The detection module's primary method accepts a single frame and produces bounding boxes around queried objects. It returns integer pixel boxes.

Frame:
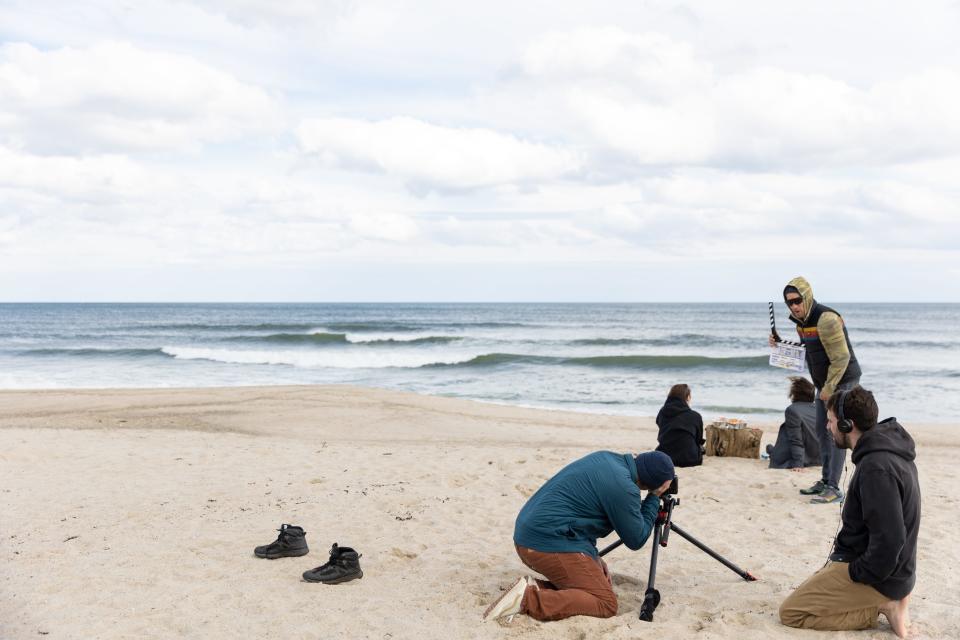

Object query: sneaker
[811,486,844,504]
[302,543,363,584]
[799,480,827,496]
[254,524,309,559]
[482,576,529,622]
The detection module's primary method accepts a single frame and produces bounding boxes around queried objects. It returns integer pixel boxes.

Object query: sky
[1,1,960,302]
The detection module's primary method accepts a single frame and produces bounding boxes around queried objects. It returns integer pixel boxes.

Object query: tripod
[598,494,757,621]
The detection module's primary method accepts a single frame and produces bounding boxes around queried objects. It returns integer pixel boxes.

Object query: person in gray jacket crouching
[767,377,820,471]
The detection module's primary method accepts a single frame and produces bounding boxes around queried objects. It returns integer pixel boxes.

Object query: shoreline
[2,385,957,639]
[2,383,956,432]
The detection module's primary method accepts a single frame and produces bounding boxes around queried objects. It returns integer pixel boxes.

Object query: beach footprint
[611,572,642,588]
[448,473,480,488]
[514,483,538,498]
[390,547,418,560]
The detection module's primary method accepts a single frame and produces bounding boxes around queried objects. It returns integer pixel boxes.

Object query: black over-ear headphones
[836,388,853,434]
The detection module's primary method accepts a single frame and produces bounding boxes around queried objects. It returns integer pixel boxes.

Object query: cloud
[854,181,958,223]
[517,28,960,171]
[0,145,173,203]
[1,6,959,300]
[566,90,717,165]
[0,41,281,153]
[197,0,352,28]
[296,116,582,192]
[522,28,712,97]
[349,212,419,242]
[0,144,435,268]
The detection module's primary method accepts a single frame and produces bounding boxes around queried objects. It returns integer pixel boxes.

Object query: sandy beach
[1,385,957,639]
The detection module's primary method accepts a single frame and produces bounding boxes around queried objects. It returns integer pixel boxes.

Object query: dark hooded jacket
[832,418,921,600]
[655,396,704,467]
[768,401,819,469]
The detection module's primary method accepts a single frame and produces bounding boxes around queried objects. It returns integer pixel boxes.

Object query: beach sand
[1,385,957,639]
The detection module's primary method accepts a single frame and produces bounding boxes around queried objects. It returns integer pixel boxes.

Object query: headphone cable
[822,459,849,566]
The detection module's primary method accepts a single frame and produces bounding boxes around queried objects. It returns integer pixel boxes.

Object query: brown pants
[780,561,890,631]
[515,545,617,621]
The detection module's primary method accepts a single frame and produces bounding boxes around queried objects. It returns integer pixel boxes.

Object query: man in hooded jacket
[770,276,861,503]
[779,385,920,638]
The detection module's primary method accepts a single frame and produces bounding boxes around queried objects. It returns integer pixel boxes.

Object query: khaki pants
[515,545,617,621]
[780,561,889,631]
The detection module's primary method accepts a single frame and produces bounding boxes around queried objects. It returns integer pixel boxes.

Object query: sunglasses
[785,297,804,307]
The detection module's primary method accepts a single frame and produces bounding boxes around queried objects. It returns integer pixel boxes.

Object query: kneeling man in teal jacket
[483,451,674,623]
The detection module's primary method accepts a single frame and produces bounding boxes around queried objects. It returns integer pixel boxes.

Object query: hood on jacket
[658,395,690,421]
[851,418,916,465]
[785,276,815,322]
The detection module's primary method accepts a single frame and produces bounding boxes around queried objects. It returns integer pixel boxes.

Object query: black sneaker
[302,543,363,584]
[799,480,827,496]
[254,524,309,559]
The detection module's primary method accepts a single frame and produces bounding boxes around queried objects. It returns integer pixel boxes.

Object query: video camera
[665,476,678,495]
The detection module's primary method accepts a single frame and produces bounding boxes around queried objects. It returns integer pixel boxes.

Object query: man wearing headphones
[779,386,920,639]
[770,276,861,503]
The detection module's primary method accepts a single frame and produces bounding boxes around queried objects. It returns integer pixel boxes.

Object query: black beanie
[634,451,675,488]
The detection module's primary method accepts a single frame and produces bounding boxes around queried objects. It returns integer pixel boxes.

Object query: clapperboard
[768,302,807,372]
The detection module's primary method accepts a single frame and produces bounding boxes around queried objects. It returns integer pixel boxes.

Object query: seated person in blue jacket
[767,376,820,471]
[483,451,674,623]
[655,384,704,467]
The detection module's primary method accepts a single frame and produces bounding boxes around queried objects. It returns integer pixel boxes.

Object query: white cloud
[523,28,712,97]
[0,41,281,153]
[1,3,960,300]
[517,28,960,170]
[591,202,648,234]
[297,116,582,192]
[196,0,351,27]
[855,182,959,223]
[0,146,173,202]
[349,212,420,242]
[567,90,716,165]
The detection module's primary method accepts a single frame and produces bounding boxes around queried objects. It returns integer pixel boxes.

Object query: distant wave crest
[324,321,528,332]
[121,323,319,332]
[428,353,769,370]
[17,345,769,371]
[570,333,717,347]
[222,332,462,346]
[160,346,477,369]
[224,332,350,345]
[700,404,781,415]
[19,347,171,358]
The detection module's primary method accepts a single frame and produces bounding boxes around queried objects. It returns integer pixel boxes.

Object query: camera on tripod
[599,473,757,622]
[665,475,678,495]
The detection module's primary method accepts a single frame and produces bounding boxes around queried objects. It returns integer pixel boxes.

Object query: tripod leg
[598,539,623,558]
[638,520,663,621]
[670,522,758,581]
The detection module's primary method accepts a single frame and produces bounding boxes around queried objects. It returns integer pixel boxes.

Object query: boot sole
[303,570,363,584]
[254,548,310,559]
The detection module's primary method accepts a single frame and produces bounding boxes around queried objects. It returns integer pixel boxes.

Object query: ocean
[1,303,957,423]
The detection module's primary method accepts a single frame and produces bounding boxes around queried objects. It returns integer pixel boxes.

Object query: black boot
[302,543,363,584]
[254,524,309,559]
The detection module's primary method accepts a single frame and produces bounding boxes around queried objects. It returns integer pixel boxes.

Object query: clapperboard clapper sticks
[768,302,806,372]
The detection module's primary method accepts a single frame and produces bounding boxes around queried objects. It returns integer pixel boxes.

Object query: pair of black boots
[253,524,363,584]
